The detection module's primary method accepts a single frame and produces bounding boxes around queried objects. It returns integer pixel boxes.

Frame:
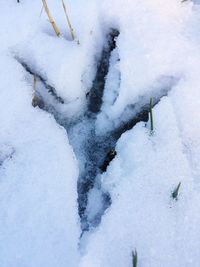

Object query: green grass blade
[172,182,181,200]
[132,249,138,267]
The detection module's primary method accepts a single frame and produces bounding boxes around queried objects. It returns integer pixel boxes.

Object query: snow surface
[1,0,200,266]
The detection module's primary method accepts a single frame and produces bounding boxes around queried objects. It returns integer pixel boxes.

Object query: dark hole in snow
[100,149,117,172]
[88,29,120,114]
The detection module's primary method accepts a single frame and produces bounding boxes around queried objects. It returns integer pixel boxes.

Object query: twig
[150,97,154,134]
[32,75,38,107]
[61,0,75,40]
[39,3,44,17]
[42,0,60,37]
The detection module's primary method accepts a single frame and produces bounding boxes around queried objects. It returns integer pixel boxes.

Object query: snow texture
[1,0,200,266]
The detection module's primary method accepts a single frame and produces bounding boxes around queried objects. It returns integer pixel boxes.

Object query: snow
[0,53,80,266]
[12,0,104,119]
[80,97,194,267]
[1,0,200,266]
[0,2,80,266]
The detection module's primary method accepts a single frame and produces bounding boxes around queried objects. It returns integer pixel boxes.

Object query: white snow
[0,2,81,266]
[80,97,194,267]
[1,0,200,266]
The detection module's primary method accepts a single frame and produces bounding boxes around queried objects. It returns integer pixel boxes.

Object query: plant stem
[39,4,44,17]
[150,97,154,133]
[32,75,38,107]
[61,0,75,40]
[132,249,138,267]
[42,0,60,37]
[172,182,181,200]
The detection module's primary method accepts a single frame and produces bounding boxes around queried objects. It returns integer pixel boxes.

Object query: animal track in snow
[16,28,179,234]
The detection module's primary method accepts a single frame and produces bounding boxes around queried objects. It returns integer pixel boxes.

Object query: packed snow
[1,0,200,266]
